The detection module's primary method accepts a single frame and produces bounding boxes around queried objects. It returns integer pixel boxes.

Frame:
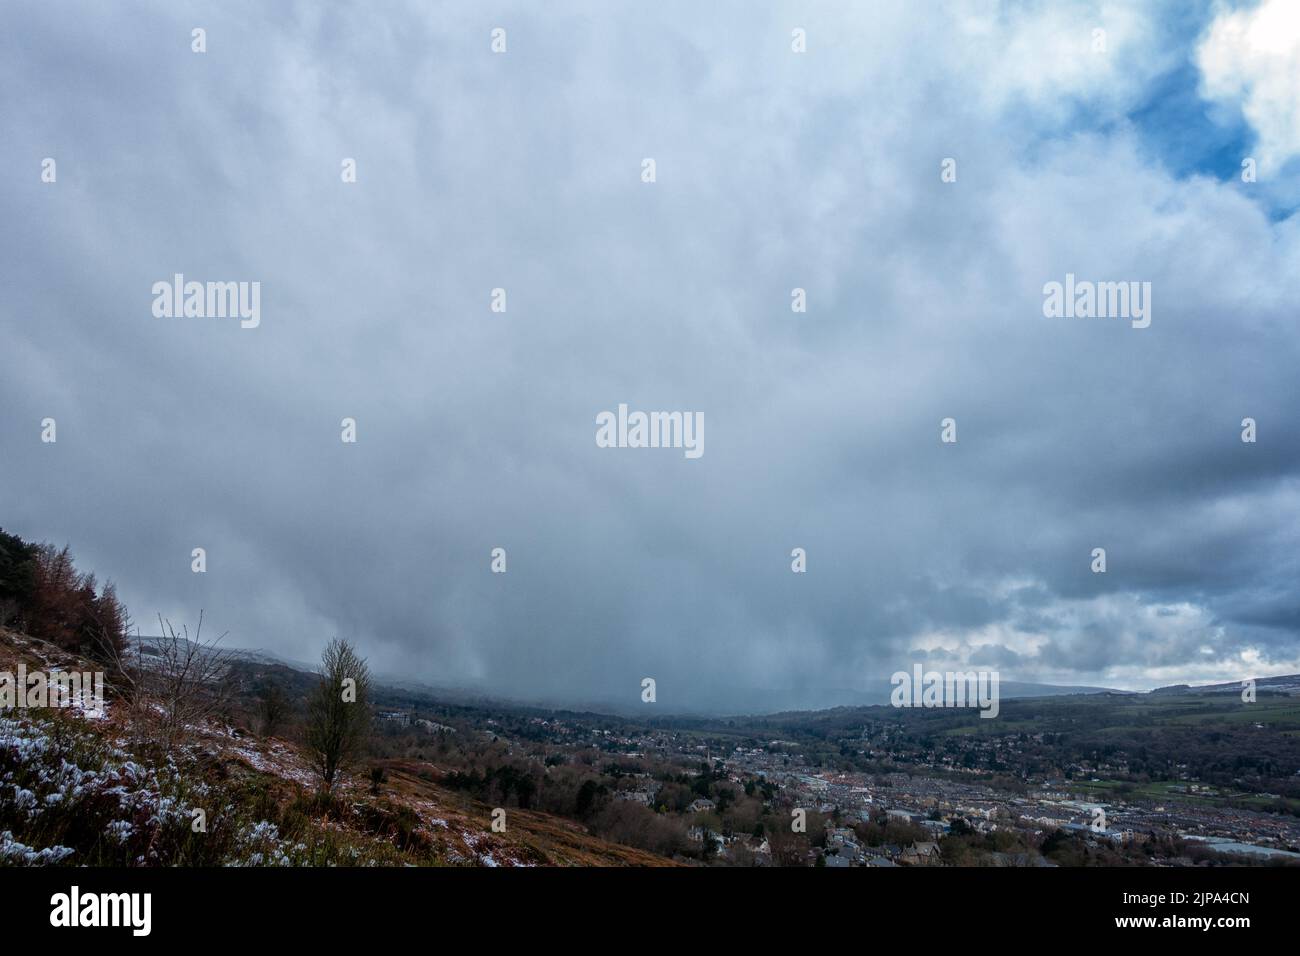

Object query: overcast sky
[3,1,1299,713]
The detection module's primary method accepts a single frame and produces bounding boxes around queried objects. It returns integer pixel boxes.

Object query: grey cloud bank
[2,1,1299,713]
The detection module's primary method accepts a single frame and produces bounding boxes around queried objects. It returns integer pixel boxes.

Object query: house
[687,826,722,845]
[826,827,859,849]
[990,852,1058,867]
[688,798,716,813]
[413,718,456,734]
[900,841,941,866]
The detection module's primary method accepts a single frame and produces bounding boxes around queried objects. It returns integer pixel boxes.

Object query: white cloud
[1197,0,1300,170]
[2,1,1299,707]
[956,1,1169,119]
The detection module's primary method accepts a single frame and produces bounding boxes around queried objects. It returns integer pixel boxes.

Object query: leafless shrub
[108,610,233,753]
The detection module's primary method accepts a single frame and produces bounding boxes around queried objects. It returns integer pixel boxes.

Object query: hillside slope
[0,627,673,867]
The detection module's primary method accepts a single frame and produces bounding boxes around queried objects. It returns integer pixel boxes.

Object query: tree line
[0,527,128,662]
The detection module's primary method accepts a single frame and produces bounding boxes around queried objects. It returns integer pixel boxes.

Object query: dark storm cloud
[2,0,1298,712]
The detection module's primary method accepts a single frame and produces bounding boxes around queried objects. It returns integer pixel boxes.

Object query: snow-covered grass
[0,710,226,865]
[0,709,407,866]
[0,629,554,868]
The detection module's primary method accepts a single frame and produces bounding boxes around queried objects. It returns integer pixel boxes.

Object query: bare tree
[306,638,372,795]
[107,610,233,752]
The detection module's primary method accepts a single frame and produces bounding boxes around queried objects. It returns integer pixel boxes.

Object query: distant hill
[540,680,1121,718]
[144,635,1300,717]
[1151,674,1300,696]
